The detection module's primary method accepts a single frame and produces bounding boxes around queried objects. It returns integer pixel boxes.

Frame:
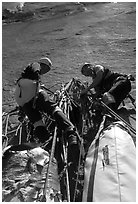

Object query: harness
[32,80,39,108]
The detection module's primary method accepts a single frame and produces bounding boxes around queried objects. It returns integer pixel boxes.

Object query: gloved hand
[92,100,102,111]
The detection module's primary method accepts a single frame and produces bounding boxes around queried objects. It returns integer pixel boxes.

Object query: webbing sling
[86,116,106,201]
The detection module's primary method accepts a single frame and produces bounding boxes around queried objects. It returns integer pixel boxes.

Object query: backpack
[15,78,39,107]
[15,63,41,107]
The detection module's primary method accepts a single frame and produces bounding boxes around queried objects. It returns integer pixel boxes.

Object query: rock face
[2,2,136,202]
[2,149,61,202]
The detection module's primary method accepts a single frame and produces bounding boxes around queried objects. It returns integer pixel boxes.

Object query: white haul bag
[82,121,136,202]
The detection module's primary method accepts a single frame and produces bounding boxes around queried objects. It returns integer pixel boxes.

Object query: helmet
[38,57,52,75]
[81,63,92,75]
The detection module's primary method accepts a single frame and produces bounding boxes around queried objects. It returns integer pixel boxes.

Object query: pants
[22,90,74,132]
[108,76,131,109]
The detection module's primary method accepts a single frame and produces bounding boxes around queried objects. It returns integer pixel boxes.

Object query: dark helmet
[81,63,92,74]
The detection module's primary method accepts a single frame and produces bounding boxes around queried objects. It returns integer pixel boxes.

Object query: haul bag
[82,122,136,202]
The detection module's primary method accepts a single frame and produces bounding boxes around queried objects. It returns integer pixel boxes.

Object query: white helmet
[38,57,52,75]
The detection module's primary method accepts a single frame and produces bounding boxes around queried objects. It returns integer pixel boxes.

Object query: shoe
[65,127,78,145]
[102,92,116,105]
[68,134,78,146]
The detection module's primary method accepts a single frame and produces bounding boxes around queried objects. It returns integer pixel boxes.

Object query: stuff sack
[15,78,39,107]
[82,120,136,202]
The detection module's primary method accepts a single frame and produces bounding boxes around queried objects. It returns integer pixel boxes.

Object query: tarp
[82,121,136,202]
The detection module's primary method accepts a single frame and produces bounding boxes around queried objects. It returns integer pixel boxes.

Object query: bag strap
[33,80,40,108]
[16,78,22,98]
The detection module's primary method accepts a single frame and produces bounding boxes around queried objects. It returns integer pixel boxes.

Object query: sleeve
[95,65,105,75]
